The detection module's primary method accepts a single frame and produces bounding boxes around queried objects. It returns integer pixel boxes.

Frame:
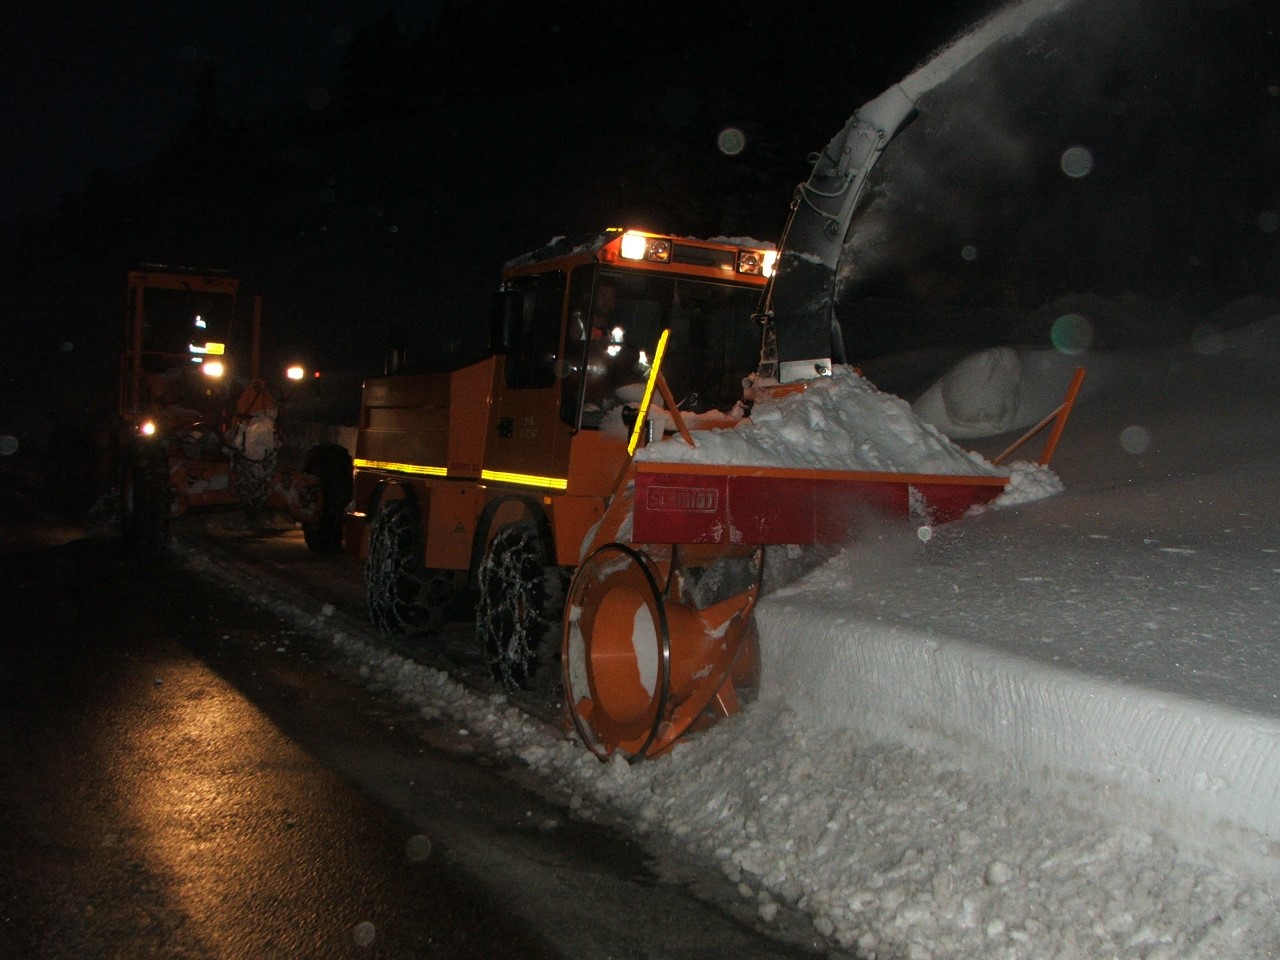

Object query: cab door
[484,271,571,490]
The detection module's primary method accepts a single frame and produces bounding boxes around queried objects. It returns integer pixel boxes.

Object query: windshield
[138,287,236,375]
[562,267,761,427]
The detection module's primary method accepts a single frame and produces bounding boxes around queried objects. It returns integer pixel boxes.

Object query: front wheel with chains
[476,520,564,689]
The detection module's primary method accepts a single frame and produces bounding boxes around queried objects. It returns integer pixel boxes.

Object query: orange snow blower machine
[345,229,780,686]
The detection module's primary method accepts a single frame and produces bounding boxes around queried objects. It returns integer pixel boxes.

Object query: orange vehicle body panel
[482,360,568,486]
[565,429,629,497]
[546,496,609,565]
[357,373,451,470]
[446,359,495,477]
[423,483,480,569]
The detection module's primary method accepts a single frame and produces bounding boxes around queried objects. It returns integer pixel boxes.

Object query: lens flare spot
[961,244,978,261]
[1120,425,1150,454]
[1059,145,1094,179]
[1257,211,1279,234]
[1050,314,1093,354]
[353,921,376,947]
[717,126,746,156]
[405,834,432,862]
[0,435,18,456]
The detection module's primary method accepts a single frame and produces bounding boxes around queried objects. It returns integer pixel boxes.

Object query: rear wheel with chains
[365,498,457,639]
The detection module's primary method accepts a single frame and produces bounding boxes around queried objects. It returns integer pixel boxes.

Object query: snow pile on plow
[640,367,1003,475]
[638,366,1063,509]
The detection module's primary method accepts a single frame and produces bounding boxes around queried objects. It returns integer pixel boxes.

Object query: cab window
[560,268,664,429]
[502,272,565,390]
[561,266,760,429]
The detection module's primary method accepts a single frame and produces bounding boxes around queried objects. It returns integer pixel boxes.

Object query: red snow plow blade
[563,366,1085,762]
[633,464,1009,545]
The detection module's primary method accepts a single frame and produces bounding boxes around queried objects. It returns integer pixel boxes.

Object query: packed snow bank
[184,538,1280,960]
[758,556,1280,871]
[755,316,1280,879]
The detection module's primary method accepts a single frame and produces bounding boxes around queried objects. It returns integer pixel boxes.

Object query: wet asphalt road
[0,506,836,959]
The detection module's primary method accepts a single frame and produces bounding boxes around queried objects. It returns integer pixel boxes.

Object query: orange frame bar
[993,367,1086,467]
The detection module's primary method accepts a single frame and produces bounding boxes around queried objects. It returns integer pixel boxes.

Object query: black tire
[121,442,169,551]
[476,520,564,689]
[302,444,353,554]
[365,498,455,639]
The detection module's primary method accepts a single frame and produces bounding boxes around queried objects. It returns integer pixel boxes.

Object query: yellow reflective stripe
[355,458,567,490]
[354,457,448,477]
[628,328,670,455]
[480,469,568,491]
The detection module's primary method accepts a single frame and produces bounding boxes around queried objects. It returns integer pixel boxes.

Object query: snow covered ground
[181,304,1280,959]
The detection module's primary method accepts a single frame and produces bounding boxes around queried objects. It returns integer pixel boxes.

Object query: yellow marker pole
[627,329,670,456]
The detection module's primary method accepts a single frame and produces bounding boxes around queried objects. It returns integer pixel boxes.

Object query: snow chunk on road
[993,460,1064,506]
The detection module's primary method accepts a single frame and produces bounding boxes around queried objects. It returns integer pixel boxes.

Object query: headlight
[620,231,672,264]
[201,360,225,379]
[139,420,157,437]
[286,365,305,381]
[737,249,777,278]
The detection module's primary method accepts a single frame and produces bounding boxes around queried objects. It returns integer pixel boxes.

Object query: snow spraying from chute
[898,0,1080,103]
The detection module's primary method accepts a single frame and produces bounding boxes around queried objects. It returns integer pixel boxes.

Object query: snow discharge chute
[760,0,1081,384]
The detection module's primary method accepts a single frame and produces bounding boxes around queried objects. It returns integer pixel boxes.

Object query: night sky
[0,0,438,222]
